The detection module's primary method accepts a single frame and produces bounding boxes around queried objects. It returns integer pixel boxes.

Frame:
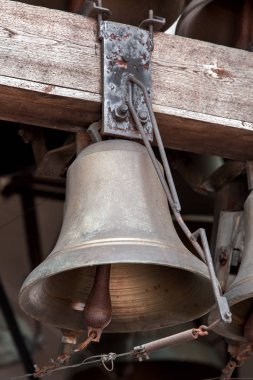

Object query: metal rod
[128,74,181,212]
[0,278,34,377]
[87,121,102,143]
[127,83,205,262]
[192,228,231,323]
[134,329,198,355]
[127,84,175,211]
[219,357,238,380]
[97,0,103,40]
[127,74,232,323]
[127,77,206,261]
[148,9,154,51]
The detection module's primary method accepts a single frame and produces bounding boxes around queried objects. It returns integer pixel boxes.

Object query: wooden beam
[0,0,253,159]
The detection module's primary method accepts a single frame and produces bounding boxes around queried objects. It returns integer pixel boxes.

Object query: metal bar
[148,9,154,51]
[127,74,232,324]
[219,358,237,380]
[127,77,206,262]
[134,329,198,355]
[192,228,231,323]
[0,278,34,376]
[127,83,175,211]
[127,74,181,212]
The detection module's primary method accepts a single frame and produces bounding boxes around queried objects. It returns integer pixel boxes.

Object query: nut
[138,110,148,123]
[114,104,129,121]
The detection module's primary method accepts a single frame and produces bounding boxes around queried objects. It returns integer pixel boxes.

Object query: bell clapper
[83,264,112,344]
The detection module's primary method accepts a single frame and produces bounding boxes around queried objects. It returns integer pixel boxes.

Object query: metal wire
[10,352,133,380]
[8,324,211,379]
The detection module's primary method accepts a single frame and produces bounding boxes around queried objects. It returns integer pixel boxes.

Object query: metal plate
[214,211,244,293]
[101,21,153,140]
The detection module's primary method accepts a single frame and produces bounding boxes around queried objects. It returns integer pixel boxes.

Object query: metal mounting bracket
[139,16,166,31]
[100,21,153,141]
[82,1,111,20]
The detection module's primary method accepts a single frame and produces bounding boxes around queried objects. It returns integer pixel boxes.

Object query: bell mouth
[19,239,214,333]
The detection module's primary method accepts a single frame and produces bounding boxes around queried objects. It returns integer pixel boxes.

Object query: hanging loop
[101,353,117,372]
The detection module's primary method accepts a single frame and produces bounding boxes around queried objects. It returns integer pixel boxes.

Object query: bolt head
[114,104,129,121]
[138,110,148,123]
[117,104,129,115]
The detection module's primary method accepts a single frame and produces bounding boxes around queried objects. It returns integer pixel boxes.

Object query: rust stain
[109,33,120,41]
[203,63,234,82]
[211,68,233,80]
[44,85,54,93]
[115,59,128,69]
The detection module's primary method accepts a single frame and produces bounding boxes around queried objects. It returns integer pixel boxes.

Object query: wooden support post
[0,0,253,159]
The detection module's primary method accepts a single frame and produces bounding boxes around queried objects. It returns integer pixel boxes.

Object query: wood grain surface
[0,0,253,159]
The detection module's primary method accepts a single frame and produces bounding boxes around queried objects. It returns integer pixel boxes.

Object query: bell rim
[20,237,211,292]
[175,0,214,36]
[19,238,215,332]
[19,238,214,332]
[225,278,253,306]
[208,281,253,342]
[208,308,247,342]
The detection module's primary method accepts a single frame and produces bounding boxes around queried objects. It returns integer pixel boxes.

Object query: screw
[138,110,148,123]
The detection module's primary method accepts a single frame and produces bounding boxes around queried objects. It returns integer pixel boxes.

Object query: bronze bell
[69,0,190,31]
[209,191,253,342]
[176,0,253,50]
[19,140,214,334]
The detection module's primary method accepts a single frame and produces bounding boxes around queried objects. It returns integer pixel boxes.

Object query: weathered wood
[0,0,253,159]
